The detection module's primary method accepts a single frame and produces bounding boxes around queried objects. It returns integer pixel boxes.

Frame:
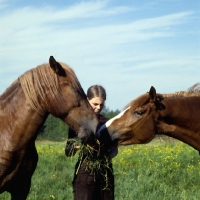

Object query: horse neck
[158,96,200,151]
[0,82,47,150]
[161,96,200,120]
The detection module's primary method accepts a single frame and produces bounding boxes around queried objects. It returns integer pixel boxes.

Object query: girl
[65,85,117,200]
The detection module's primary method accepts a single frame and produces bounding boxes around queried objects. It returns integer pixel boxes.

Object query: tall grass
[1,139,200,199]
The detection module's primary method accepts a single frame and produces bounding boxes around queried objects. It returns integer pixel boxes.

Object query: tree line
[37,107,120,141]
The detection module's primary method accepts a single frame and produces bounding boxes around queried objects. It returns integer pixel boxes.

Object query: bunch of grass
[67,138,112,189]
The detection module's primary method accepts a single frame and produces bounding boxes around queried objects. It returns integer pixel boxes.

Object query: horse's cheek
[133,114,155,141]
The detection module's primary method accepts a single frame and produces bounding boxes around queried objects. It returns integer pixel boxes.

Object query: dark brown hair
[87,85,106,101]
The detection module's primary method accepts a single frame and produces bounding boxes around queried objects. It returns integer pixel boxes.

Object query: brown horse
[97,85,200,152]
[0,56,98,200]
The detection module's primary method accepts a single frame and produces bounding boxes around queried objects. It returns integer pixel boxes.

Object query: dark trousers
[73,164,114,200]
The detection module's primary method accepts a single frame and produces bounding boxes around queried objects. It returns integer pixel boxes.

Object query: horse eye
[134,110,142,117]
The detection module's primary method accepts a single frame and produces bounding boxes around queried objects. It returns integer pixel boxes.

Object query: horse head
[48,56,99,142]
[97,86,164,146]
[0,56,99,199]
[19,56,98,143]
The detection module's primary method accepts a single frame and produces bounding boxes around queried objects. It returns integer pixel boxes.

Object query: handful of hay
[67,138,112,190]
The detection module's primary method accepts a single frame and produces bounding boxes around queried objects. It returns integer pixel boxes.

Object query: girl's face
[88,97,105,115]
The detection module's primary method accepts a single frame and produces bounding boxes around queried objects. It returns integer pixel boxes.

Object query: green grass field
[1,138,200,200]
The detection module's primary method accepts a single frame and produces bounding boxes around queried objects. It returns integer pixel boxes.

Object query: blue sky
[0,0,199,110]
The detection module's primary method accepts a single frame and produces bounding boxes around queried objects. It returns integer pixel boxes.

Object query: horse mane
[18,62,85,115]
[125,82,200,110]
[163,82,200,98]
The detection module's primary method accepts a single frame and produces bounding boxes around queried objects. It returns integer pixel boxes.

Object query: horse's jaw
[118,134,154,145]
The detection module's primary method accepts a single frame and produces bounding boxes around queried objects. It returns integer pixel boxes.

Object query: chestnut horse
[0,56,98,199]
[97,85,200,152]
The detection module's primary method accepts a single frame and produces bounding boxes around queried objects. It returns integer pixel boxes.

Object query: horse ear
[49,56,66,76]
[149,86,157,103]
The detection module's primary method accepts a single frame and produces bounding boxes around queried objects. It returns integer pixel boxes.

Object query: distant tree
[37,114,68,141]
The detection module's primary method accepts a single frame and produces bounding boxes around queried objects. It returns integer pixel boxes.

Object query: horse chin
[118,140,135,145]
[118,136,134,145]
[118,137,144,145]
[119,135,154,145]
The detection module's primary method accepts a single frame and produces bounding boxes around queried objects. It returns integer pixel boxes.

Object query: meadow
[1,138,200,200]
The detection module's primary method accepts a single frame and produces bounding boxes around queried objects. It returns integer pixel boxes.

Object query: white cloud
[0,0,199,110]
